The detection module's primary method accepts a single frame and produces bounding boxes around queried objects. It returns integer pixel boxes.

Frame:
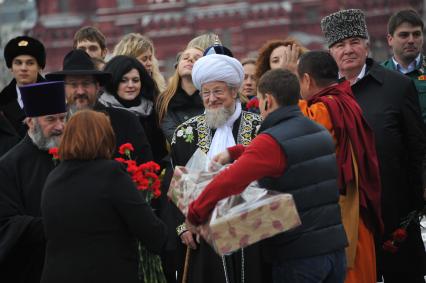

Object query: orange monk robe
[299,100,376,283]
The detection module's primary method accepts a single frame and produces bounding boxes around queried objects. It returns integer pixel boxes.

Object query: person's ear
[231,87,238,99]
[303,73,311,89]
[101,48,108,59]
[387,34,393,47]
[25,117,35,130]
[265,93,274,111]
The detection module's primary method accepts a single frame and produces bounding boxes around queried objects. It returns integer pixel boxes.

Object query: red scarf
[309,80,383,233]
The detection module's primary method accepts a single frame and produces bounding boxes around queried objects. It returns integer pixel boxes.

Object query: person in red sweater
[187,68,348,283]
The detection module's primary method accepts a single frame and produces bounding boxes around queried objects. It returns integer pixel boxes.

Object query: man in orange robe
[297,51,384,283]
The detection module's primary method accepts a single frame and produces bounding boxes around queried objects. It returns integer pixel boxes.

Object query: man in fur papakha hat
[0,36,47,138]
[321,8,426,283]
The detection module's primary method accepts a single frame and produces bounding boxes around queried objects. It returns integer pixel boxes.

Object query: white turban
[192,54,244,90]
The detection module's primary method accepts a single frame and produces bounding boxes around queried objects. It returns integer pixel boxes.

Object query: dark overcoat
[0,111,20,157]
[351,58,426,275]
[0,135,55,283]
[40,159,167,283]
[94,103,153,163]
[0,75,45,138]
[160,86,204,144]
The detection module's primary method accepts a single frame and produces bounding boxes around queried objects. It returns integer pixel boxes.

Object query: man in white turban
[170,50,265,283]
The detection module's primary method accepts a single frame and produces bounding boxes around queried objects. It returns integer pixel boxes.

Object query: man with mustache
[0,36,46,138]
[170,50,264,283]
[46,49,153,163]
[321,9,425,283]
[0,81,67,283]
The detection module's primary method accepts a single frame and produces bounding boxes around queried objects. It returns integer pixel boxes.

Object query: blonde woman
[187,32,220,52]
[156,46,204,143]
[113,33,167,93]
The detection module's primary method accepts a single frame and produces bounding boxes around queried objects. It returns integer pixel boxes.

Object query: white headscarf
[192,54,244,90]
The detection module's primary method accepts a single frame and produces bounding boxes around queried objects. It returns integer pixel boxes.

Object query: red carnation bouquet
[383,206,426,253]
[116,143,161,201]
[116,143,166,283]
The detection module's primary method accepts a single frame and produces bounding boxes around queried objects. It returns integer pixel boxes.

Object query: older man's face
[64,75,99,111]
[329,37,368,74]
[201,81,238,129]
[27,112,67,150]
[201,81,237,110]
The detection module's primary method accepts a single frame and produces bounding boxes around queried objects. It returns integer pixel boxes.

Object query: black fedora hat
[46,49,111,85]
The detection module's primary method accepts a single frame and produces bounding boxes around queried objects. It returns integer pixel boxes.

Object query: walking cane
[181,246,191,283]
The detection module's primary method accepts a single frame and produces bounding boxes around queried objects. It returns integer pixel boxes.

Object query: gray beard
[205,107,234,129]
[29,121,61,150]
[67,103,92,116]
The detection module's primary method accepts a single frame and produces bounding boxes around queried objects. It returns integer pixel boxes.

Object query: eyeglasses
[64,81,96,89]
[200,88,226,99]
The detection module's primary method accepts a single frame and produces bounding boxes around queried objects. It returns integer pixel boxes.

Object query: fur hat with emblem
[321,9,369,47]
[4,36,46,69]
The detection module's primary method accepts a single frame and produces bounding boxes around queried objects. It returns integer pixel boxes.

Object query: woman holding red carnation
[41,110,167,283]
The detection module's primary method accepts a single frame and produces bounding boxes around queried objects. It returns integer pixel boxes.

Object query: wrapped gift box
[207,190,301,256]
[167,165,221,216]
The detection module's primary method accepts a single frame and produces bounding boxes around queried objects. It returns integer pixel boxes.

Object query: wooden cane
[181,246,191,283]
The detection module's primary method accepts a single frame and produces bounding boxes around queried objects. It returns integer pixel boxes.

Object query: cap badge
[18,40,29,47]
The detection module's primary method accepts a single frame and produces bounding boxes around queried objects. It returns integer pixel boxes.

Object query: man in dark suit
[0,81,67,283]
[321,9,426,283]
[0,36,46,137]
[46,49,153,163]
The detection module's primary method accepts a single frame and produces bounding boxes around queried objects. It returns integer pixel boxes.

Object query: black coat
[0,111,20,157]
[0,135,55,283]
[351,59,426,274]
[138,110,168,165]
[94,103,153,164]
[0,75,46,138]
[160,87,204,143]
[41,159,167,283]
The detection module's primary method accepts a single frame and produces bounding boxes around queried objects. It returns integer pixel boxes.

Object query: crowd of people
[0,7,425,283]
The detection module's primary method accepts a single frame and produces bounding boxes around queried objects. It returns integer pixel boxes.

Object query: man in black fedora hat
[0,81,67,283]
[46,49,153,163]
[0,36,47,138]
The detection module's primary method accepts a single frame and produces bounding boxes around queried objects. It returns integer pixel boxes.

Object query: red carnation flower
[48,147,59,160]
[246,97,259,110]
[382,240,399,253]
[115,157,126,163]
[392,228,408,242]
[118,143,134,156]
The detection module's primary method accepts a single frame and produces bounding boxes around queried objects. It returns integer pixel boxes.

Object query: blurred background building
[0,0,424,88]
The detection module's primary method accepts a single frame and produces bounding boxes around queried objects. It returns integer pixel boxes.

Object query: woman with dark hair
[41,110,167,283]
[99,55,167,164]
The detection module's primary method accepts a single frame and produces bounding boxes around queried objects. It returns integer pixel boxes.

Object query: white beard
[205,106,234,129]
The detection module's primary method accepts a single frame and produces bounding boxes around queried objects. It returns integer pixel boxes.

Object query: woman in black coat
[41,110,167,283]
[99,55,168,164]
